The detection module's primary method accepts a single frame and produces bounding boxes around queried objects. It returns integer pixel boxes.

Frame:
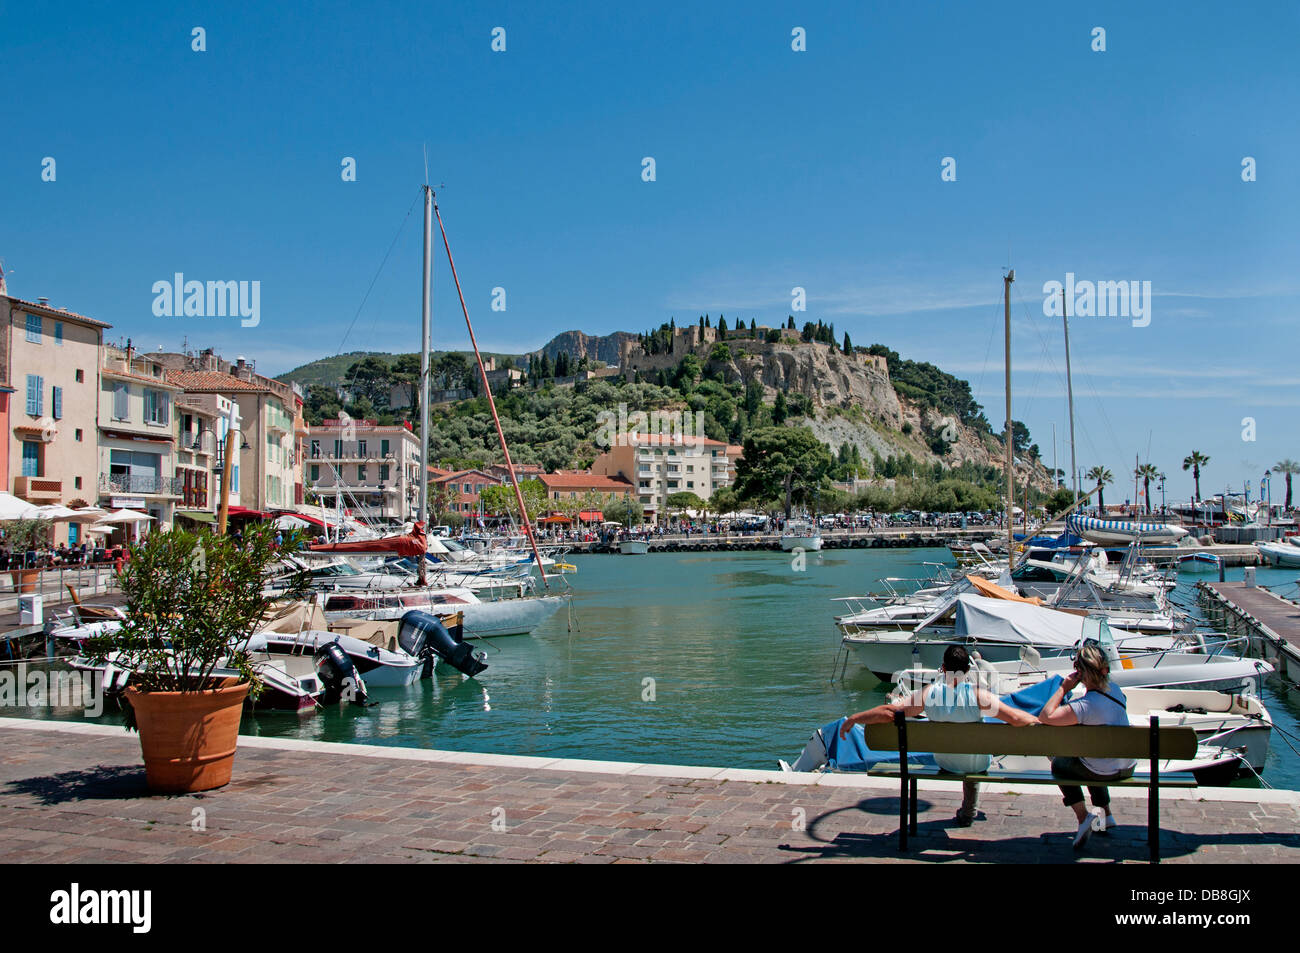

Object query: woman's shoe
[1073,816,1094,850]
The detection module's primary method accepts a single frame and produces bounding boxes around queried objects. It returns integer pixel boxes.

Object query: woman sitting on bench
[1039,639,1136,849]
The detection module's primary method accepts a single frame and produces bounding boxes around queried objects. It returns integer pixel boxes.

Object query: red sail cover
[308,522,427,558]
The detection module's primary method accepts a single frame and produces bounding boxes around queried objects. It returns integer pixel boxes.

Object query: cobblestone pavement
[1,721,1297,863]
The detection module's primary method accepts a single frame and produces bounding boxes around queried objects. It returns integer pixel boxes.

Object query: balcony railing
[12,477,62,501]
[99,474,184,497]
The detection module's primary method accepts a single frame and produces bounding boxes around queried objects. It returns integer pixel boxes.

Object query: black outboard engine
[314,640,368,704]
[398,610,488,678]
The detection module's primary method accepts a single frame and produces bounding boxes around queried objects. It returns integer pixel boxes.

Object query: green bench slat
[865,764,1198,787]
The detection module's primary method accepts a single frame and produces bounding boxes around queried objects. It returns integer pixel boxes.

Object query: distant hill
[279,332,632,392]
[277,349,519,391]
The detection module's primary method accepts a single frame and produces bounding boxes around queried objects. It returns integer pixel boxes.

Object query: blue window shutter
[54,321,64,345]
[25,314,41,342]
[26,376,38,415]
[52,386,63,419]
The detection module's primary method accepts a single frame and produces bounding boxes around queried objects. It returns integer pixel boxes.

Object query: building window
[25,375,43,415]
[25,314,41,342]
[112,381,129,420]
[687,481,694,488]
[381,439,390,456]
[144,389,169,425]
[54,321,64,345]
[358,465,367,482]
[334,439,343,458]
[21,442,39,477]
[75,429,83,442]
[310,465,320,482]
[75,369,84,383]
[358,440,367,457]
[380,464,390,482]
[311,440,320,457]
[74,477,82,490]
[52,386,63,420]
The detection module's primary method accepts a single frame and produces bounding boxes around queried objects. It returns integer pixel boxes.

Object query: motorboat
[780,519,823,552]
[840,594,1194,680]
[618,538,650,555]
[318,586,567,639]
[1067,514,1189,546]
[1255,536,1300,567]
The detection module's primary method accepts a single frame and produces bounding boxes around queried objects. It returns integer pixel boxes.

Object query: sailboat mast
[419,184,433,528]
[1062,288,1078,505]
[1004,269,1015,558]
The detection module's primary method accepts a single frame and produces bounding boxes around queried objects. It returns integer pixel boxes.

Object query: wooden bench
[864,713,1199,863]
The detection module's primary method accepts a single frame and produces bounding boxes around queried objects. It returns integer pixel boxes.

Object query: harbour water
[18,548,1300,789]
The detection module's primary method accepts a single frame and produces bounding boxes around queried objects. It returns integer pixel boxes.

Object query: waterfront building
[97,343,185,530]
[430,468,503,517]
[160,351,304,513]
[590,433,730,522]
[537,470,635,508]
[174,393,241,524]
[306,418,423,520]
[2,284,108,544]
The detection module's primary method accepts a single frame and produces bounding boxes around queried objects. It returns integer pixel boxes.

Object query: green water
[14,549,1300,788]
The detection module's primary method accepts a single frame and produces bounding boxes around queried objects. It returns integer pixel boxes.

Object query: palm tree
[1135,463,1160,515]
[1182,451,1210,502]
[1086,466,1113,514]
[1275,460,1300,511]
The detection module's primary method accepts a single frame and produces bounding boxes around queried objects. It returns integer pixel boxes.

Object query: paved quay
[1,719,1297,864]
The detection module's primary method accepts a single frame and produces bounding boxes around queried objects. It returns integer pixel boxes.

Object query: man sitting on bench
[840,645,1038,826]
[1038,639,1136,850]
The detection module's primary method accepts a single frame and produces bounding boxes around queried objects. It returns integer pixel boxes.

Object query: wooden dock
[1198,580,1300,687]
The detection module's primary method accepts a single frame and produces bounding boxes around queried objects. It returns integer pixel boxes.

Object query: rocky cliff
[621,333,1052,490]
[535,330,637,366]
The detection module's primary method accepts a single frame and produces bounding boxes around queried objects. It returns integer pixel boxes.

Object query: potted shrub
[86,523,299,793]
[3,517,51,593]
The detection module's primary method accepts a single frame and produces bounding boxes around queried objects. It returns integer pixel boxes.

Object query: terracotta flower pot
[9,569,39,595]
[126,678,250,793]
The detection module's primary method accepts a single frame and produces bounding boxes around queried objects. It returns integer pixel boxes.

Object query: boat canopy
[309,522,427,557]
[952,594,1086,647]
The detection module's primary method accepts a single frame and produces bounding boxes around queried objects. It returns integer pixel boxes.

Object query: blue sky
[3,1,1298,501]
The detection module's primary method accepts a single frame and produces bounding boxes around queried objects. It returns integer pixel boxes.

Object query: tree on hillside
[735,426,833,519]
[843,332,852,355]
[773,390,788,426]
[345,355,393,409]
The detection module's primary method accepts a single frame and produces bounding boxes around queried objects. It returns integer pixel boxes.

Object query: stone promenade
[1,719,1297,863]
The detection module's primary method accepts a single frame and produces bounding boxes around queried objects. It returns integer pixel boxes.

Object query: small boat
[1175,551,1224,573]
[318,587,566,639]
[780,519,823,552]
[618,538,649,555]
[1067,514,1188,546]
[1255,537,1300,567]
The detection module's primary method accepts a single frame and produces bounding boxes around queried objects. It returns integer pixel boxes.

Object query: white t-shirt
[1067,687,1137,775]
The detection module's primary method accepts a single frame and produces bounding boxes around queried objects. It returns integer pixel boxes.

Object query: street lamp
[197,426,251,535]
[1264,470,1273,527]
[1157,473,1166,515]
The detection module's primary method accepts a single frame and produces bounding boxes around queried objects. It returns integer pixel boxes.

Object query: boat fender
[314,640,369,705]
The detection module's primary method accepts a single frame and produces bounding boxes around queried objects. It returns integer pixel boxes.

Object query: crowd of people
[0,542,125,571]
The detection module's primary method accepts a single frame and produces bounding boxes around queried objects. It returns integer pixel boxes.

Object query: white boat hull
[618,540,649,555]
[780,534,822,552]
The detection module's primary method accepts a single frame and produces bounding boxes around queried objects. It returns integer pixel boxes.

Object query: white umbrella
[95,508,156,525]
[69,506,109,522]
[0,492,41,521]
[37,504,79,521]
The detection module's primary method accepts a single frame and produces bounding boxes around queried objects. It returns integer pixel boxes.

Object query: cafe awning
[177,510,216,523]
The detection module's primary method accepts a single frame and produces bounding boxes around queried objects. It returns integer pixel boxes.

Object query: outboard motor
[398,610,488,678]
[314,640,368,704]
